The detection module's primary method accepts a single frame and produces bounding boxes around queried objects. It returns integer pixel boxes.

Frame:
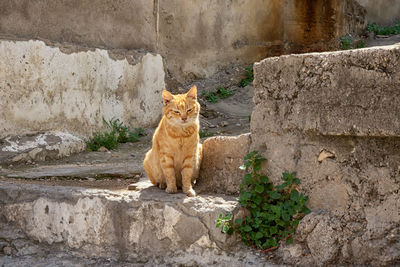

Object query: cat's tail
[193,143,203,183]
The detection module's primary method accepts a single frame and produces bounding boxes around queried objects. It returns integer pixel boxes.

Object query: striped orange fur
[143,85,202,197]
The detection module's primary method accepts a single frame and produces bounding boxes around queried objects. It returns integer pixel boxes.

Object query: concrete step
[0,178,275,266]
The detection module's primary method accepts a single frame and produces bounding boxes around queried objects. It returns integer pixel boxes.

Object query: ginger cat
[143,85,202,197]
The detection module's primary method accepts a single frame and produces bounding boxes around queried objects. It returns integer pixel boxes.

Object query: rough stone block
[197,134,251,195]
[0,131,85,164]
[253,44,400,136]
[251,45,400,265]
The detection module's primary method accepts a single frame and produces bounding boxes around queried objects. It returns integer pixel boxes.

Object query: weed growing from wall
[216,151,310,250]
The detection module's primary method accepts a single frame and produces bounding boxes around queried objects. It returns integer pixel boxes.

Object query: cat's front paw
[184,188,196,197]
[165,186,177,194]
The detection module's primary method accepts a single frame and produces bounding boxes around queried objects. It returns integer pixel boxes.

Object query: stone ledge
[0,179,274,265]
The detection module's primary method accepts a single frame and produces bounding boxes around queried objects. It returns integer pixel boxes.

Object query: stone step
[0,179,275,266]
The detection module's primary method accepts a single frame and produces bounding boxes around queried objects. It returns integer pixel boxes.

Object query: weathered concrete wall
[0,0,365,83]
[0,0,156,51]
[357,0,400,25]
[0,40,165,138]
[157,0,283,81]
[251,45,400,265]
[283,0,366,53]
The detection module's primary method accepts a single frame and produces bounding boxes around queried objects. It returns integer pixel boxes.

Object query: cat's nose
[182,117,187,122]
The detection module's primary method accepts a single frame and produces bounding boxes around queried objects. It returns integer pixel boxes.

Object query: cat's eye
[187,108,193,112]
[173,110,180,114]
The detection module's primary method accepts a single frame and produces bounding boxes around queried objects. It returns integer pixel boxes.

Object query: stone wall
[0,0,365,83]
[0,39,165,138]
[357,0,400,25]
[251,44,400,265]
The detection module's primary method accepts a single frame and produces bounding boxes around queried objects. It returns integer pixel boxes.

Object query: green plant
[356,41,366,49]
[367,22,400,36]
[216,86,235,99]
[238,65,254,87]
[87,118,145,151]
[216,151,310,251]
[199,129,214,138]
[201,90,219,103]
[86,131,119,151]
[340,35,353,50]
[201,86,235,103]
[103,118,144,143]
[216,213,234,234]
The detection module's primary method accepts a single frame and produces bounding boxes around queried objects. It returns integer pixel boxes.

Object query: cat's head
[162,85,200,126]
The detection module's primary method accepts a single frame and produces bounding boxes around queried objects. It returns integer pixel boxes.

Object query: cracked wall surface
[0,40,165,138]
[252,44,400,265]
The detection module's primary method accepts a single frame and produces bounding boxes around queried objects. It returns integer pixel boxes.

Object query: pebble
[127,184,137,190]
[97,146,109,152]
[236,123,241,127]
[208,124,217,128]
[376,35,390,38]
[219,121,229,127]
[3,246,12,255]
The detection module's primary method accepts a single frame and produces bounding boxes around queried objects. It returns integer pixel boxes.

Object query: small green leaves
[238,64,254,87]
[367,22,400,36]
[216,86,235,99]
[87,118,145,151]
[201,90,219,103]
[255,184,264,193]
[235,218,244,225]
[255,232,264,239]
[202,86,235,103]
[216,151,310,251]
[216,213,234,235]
[243,225,252,232]
[199,129,214,138]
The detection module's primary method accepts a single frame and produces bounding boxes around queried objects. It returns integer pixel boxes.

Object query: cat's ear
[162,89,174,105]
[187,85,197,100]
